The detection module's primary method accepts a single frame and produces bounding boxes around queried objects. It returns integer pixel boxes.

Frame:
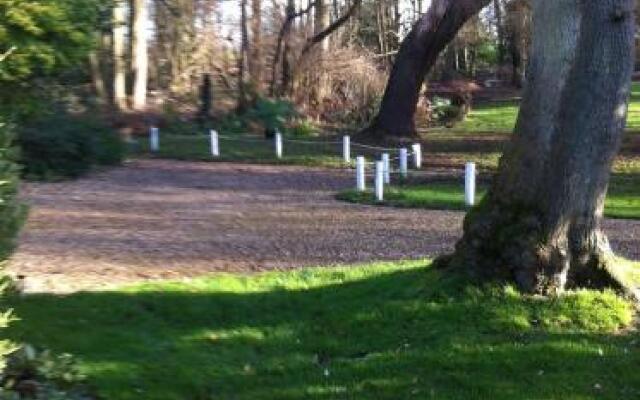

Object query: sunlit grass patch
[338,178,640,220]
[4,260,640,399]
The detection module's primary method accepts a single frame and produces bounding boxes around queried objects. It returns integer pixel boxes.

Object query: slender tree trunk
[493,0,505,64]
[132,0,149,111]
[249,0,263,91]
[89,50,108,106]
[441,0,637,297]
[113,0,128,112]
[364,0,491,137]
[238,0,251,111]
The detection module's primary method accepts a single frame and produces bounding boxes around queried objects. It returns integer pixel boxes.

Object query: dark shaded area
[5,267,640,399]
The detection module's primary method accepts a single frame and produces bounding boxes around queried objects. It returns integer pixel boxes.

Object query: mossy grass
[4,260,640,399]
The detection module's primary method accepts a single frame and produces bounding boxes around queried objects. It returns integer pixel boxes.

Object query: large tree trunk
[112,0,128,112]
[132,0,149,111]
[364,0,491,138]
[441,0,636,297]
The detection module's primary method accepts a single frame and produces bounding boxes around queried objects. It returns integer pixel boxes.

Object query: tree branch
[269,1,317,95]
[300,0,362,56]
[0,46,16,63]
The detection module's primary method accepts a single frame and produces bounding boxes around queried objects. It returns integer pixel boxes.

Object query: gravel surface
[7,159,640,293]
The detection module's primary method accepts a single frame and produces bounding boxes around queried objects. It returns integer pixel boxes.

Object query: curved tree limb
[270,0,317,95]
[299,0,362,57]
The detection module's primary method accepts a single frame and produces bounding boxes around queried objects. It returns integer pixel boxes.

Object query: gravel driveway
[8,159,640,293]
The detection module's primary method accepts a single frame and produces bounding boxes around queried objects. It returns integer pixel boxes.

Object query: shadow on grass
[4,264,640,400]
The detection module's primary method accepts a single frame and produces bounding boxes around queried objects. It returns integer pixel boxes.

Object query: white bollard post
[150,127,159,152]
[343,135,351,164]
[356,156,366,192]
[275,130,283,159]
[399,148,408,178]
[210,129,219,157]
[465,162,476,207]
[412,143,422,169]
[375,161,384,202]
[382,153,390,184]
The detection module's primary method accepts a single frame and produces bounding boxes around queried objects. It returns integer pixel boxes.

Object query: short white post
[343,135,351,164]
[375,161,384,202]
[465,162,476,207]
[356,156,366,192]
[275,130,283,159]
[399,148,408,178]
[150,127,159,152]
[412,143,422,169]
[382,153,391,184]
[210,129,219,157]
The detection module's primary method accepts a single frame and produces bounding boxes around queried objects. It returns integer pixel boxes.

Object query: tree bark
[112,0,128,112]
[238,0,251,111]
[440,0,637,297]
[132,0,149,111]
[315,0,330,52]
[493,0,505,64]
[249,0,263,91]
[89,49,108,107]
[364,0,491,138]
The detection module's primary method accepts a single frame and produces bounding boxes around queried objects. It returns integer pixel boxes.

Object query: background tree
[132,0,149,111]
[363,0,491,138]
[112,0,128,112]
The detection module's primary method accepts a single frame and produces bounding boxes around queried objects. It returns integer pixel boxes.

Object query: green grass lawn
[5,261,640,399]
[338,178,640,220]
[135,134,348,167]
[443,82,640,133]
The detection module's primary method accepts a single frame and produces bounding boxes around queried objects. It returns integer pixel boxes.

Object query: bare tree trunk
[113,0,128,112]
[313,0,331,101]
[441,0,637,297]
[132,0,149,111]
[315,0,330,52]
[249,0,263,92]
[493,0,505,64]
[238,0,251,111]
[271,0,300,96]
[89,49,108,106]
[363,0,491,137]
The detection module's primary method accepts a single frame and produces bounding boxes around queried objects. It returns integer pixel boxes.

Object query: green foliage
[0,345,93,399]
[0,122,25,261]
[474,41,498,67]
[4,261,639,399]
[287,119,317,137]
[0,0,100,82]
[18,113,124,180]
[0,0,103,117]
[244,98,298,131]
[429,96,459,124]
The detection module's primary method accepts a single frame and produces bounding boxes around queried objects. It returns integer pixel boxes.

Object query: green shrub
[0,122,25,261]
[17,114,124,180]
[0,121,26,396]
[287,119,317,137]
[0,345,93,399]
[244,98,298,132]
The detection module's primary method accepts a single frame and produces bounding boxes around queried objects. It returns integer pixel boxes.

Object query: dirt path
[8,159,640,293]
